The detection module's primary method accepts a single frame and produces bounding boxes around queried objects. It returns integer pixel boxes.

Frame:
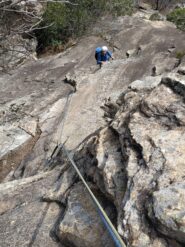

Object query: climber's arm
[107,51,114,60]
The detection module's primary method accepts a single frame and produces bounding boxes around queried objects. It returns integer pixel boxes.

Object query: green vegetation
[176,50,185,60]
[149,12,162,21]
[167,8,185,31]
[35,0,133,53]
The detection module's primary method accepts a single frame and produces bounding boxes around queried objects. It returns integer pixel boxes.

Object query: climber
[95,46,113,68]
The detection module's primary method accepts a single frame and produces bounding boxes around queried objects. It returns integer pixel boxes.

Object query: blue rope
[97,208,124,247]
[64,146,126,247]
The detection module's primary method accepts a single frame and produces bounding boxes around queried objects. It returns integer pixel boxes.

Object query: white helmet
[102,46,108,52]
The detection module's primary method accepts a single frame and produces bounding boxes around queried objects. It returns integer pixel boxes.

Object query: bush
[176,50,185,60]
[167,8,185,31]
[106,0,133,16]
[35,0,133,53]
[149,12,163,21]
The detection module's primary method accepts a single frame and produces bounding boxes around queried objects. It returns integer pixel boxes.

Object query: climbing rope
[47,92,73,165]
[63,146,127,247]
[46,80,127,246]
[56,93,73,146]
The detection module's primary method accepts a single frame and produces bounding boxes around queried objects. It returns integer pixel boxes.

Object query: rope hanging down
[47,93,72,163]
[63,146,127,247]
[46,82,126,246]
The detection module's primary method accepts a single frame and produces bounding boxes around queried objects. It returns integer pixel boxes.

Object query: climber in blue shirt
[95,46,113,67]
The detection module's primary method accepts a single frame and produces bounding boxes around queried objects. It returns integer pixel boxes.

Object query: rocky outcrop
[70,71,185,247]
[0,168,64,247]
[57,182,116,247]
[148,182,185,243]
[1,10,185,247]
[112,73,185,247]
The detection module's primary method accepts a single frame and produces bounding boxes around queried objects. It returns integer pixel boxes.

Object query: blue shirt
[96,48,112,64]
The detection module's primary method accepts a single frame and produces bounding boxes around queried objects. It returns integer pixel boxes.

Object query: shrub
[35,0,133,53]
[149,12,163,21]
[106,0,134,16]
[176,50,185,60]
[167,8,185,31]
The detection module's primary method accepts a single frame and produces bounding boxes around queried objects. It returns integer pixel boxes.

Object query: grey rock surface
[1,8,185,247]
[112,73,185,247]
[149,182,185,243]
[0,168,64,247]
[57,182,115,247]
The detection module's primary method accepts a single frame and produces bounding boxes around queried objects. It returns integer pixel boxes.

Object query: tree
[0,0,134,69]
[35,0,134,52]
[0,0,75,70]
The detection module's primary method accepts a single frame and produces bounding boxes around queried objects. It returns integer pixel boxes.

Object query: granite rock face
[110,74,185,247]
[149,182,185,243]
[0,168,63,247]
[70,71,185,247]
[1,9,185,247]
[57,182,115,247]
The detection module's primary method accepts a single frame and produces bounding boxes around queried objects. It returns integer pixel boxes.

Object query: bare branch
[39,0,78,4]
[0,0,78,70]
